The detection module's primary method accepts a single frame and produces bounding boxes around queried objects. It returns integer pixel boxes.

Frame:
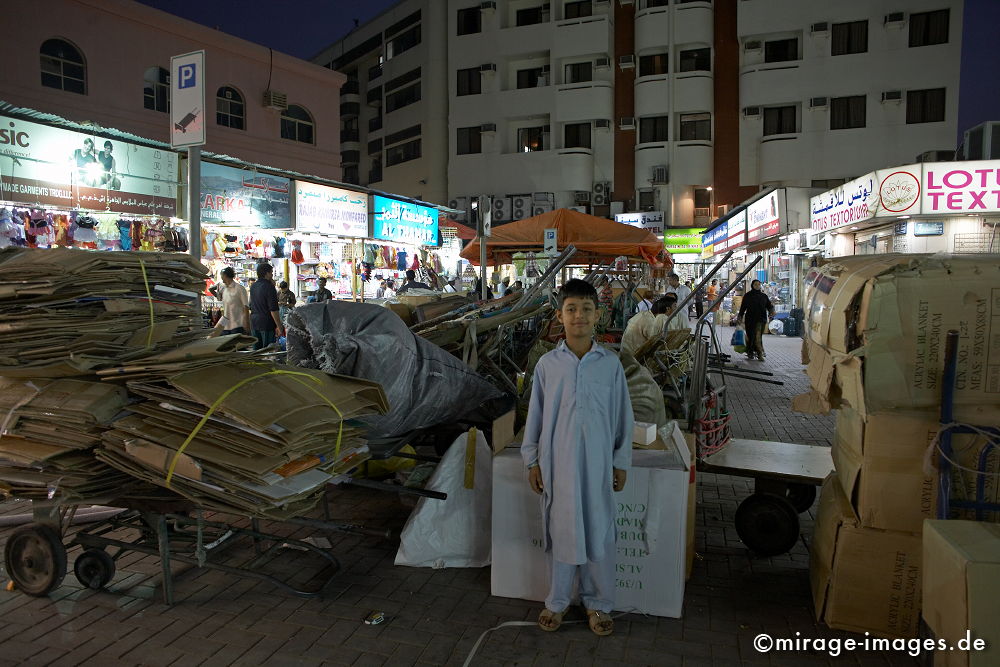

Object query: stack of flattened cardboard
[97,361,388,519]
[799,254,1000,639]
[0,247,207,377]
[0,378,153,501]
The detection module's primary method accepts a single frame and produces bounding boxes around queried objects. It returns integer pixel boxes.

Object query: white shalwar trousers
[544,529,616,614]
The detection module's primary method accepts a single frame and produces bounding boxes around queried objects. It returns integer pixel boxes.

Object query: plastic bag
[768,319,784,335]
[731,327,745,347]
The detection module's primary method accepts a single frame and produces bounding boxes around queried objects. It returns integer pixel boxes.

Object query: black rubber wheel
[74,549,116,590]
[734,493,801,557]
[786,483,817,514]
[3,524,67,596]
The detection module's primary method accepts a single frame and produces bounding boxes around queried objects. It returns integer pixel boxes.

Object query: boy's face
[557,296,598,339]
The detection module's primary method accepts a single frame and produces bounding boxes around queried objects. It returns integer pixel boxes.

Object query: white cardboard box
[491,423,690,618]
[632,421,657,445]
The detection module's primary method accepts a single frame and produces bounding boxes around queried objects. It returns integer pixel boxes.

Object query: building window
[830,95,866,130]
[910,9,949,47]
[39,39,86,94]
[906,88,946,124]
[564,61,593,84]
[638,190,655,210]
[564,0,592,19]
[457,6,481,35]
[678,48,710,72]
[639,52,668,77]
[142,67,170,113]
[564,122,591,149]
[343,165,359,184]
[386,83,421,112]
[832,20,868,55]
[386,25,421,60]
[679,113,711,141]
[216,86,245,129]
[647,0,669,7]
[639,115,669,143]
[369,158,383,183]
[386,124,421,146]
[516,7,544,26]
[763,105,796,135]
[280,105,315,144]
[456,68,481,96]
[518,126,546,152]
[694,188,711,209]
[764,38,798,63]
[368,138,383,155]
[386,138,421,166]
[457,126,482,155]
[517,67,545,88]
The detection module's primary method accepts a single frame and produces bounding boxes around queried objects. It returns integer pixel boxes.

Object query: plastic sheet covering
[394,429,492,568]
[286,302,508,440]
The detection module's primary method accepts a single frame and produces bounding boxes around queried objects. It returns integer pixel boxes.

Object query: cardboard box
[922,520,1000,667]
[489,410,516,455]
[491,424,690,617]
[810,474,924,638]
[682,431,697,581]
[632,421,657,445]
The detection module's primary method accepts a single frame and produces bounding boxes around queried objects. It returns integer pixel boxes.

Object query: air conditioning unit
[618,55,635,69]
[884,12,905,25]
[479,1,496,10]
[568,205,587,213]
[593,181,610,206]
[575,191,591,204]
[881,90,902,103]
[594,57,611,69]
[262,90,288,110]
[480,123,497,132]
[743,106,761,117]
[809,97,828,109]
[744,40,762,51]
[651,165,668,184]
[532,201,554,216]
[533,192,554,202]
[541,64,551,74]
[493,197,511,222]
[810,22,829,33]
[480,63,497,72]
[595,119,611,130]
[716,204,731,216]
[511,195,531,214]
[619,116,636,129]
[447,196,467,220]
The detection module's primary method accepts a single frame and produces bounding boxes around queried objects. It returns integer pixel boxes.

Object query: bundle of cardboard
[798,254,1000,639]
[0,247,207,377]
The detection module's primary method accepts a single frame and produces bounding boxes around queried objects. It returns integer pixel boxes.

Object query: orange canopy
[460,208,666,266]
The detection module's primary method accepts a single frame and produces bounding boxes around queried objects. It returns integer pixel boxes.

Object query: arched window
[280,105,315,144]
[143,67,170,113]
[216,86,245,130]
[40,38,86,94]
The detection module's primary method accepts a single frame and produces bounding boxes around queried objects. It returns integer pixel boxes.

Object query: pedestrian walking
[210,266,249,336]
[277,280,296,323]
[314,277,333,302]
[249,263,284,350]
[737,279,775,361]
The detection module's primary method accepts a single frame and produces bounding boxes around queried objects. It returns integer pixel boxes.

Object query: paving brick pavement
[0,331,925,667]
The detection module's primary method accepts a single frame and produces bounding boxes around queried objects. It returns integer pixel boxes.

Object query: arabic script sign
[615,211,665,236]
[810,173,877,232]
[725,210,747,251]
[701,224,728,257]
[200,161,291,229]
[372,195,439,246]
[0,114,177,215]
[294,181,368,238]
[746,189,783,242]
[662,227,704,254]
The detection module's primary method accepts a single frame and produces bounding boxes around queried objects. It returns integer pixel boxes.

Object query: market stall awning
[460,208,666,266]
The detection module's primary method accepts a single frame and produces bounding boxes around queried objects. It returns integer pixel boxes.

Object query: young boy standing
[522,279,634,636]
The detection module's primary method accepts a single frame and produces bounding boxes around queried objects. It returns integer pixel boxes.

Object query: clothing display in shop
[223,235,239,258]
[53,214,72,247]
[95,214,119,241]
[0,208,25,248]
[290,239,304,264]
[273,236,285,258]
[118,219,132,250]
[397,250,408,271]
[74,215,99,244]
[26,210,53,247]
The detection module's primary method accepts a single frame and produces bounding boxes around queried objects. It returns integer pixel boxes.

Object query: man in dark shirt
[315,277,334,302]
[737,280,775,361]
[396,269,431,294]
[249,263,284,350]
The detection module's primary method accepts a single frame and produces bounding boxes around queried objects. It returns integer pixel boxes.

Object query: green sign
[663,227,705,254]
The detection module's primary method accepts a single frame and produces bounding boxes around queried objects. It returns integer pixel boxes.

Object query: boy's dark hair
[256,263,273,280]
[558,279,599,307]
[651,296,674,315]
[318,277,327,284]
[220,267,235,279]
[278,281,288,289]
[661,292,678,304]
[405,269,416,280]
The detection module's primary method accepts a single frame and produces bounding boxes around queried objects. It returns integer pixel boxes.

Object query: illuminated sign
[746,189,783,242]
[372,195,438,246]
[294,181,368,237]
[200,161,291,229]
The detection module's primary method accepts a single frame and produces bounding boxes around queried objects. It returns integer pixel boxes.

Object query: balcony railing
[341,150,360,164]
[340,129,359,143]
[368,64,383,80]
[340,101,360,117]
[341,80,360,96]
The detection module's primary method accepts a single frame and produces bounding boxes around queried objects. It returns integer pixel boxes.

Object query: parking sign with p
[177,63,197,89]
[170,50,206,148]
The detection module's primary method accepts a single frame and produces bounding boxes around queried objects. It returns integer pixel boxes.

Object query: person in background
[657,293,691,332]
[471,277,494,300]
[210,266,249,336]
[522,279,633,637]
[383,280,397,299]
[664,273,692,328]
[693,280,705,321]
[314,277,333,302]
[376,279,388,298]
[277,280,296,323]
[497,277,511,297]
[634,287,654,313]
[512,280,524,293]
[737,279,775,361]
[443,278,457,293]
[397,269,431,294]
[249,263,284,350]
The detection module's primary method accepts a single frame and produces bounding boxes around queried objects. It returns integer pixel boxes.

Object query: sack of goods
[794,254,1000,640]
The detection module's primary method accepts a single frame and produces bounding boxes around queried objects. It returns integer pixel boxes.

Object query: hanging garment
[0,208,19,248]
[203,232,218,259]
[273,237,286,258]
[396,250,408,271]
[95,214,119,240]
[410,252,421,271]
[74,215,99,244]
[223,234,239,258]
[118,219,133,251]
[290,239,305,264]
[27,211,53,246]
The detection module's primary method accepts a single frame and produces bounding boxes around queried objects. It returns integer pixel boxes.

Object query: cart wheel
[734,493,800,557]
[3,524,67,596]
[74,549,116,590]
[786,484,817,514]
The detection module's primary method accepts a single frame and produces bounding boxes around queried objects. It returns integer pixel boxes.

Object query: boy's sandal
[586,609,614,636]
[537,608,565,632]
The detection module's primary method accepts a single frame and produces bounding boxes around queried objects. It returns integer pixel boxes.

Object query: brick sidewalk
[0,331,921,667]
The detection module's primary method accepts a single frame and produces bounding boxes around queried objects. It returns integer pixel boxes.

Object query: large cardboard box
[491,425,690,618]
[810,474,924,638]
[922,520,1000,667]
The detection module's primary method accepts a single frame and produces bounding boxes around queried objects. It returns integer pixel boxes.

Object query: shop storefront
[369,195,446,291]
[745,189,793,313]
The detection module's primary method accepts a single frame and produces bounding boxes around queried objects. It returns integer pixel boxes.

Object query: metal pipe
[0,506,125,528]
[662,251,734,333]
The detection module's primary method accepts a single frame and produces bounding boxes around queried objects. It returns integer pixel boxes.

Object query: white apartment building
[738,0,962,188]
[313,1,449,206]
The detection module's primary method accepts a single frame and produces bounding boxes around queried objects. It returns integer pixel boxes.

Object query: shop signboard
[725,210,747,251]
[746,189,783,242]
[921,160,1000,215]
[371,195,439,246]
[0,114,177,215]
[200,161,291,229]
[662,227,705,254]
[810,173,877,232]
[914,221,945,236]
[616,211,665,237]
[294,181,368,237]
[701,224,727,257]
[875,164,920,217]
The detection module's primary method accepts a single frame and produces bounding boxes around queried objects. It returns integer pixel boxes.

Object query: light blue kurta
[522,340,634,565]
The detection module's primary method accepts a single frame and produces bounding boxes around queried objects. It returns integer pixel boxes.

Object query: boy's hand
[613,468,627,492]
[528,466,543,495]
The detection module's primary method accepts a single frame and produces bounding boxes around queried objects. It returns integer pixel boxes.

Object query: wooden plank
[699,438,833,485]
